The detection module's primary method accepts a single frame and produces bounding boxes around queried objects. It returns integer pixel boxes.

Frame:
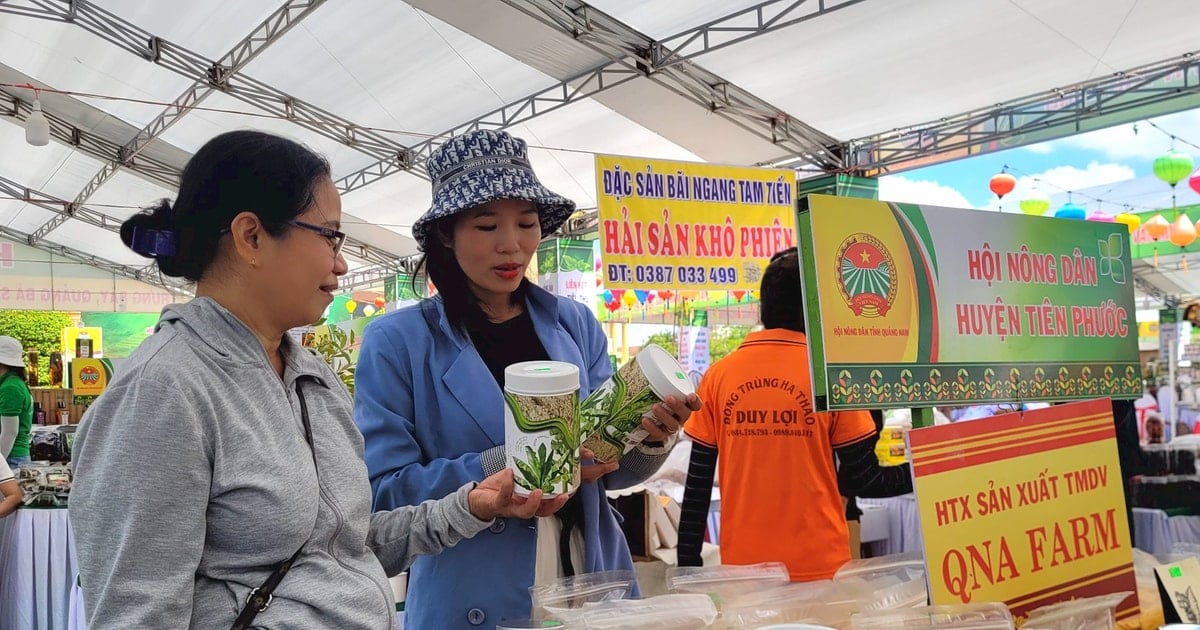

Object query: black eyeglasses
[289,220,346,256]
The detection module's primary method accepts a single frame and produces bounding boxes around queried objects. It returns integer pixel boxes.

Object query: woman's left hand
[641,393,702,443]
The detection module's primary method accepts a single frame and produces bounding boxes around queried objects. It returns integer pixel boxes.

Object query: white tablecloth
[858,495,923,555]
[1132,507,1200,556]
[0,508,84,630]
[858,495,1200,558]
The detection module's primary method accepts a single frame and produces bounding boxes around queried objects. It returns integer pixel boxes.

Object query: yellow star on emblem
[859,250,871,264]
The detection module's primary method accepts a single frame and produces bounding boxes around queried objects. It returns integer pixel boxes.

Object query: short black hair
[760,246,804,332]
[120,130,330,282]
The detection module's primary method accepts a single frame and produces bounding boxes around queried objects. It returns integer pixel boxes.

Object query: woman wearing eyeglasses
[69,130,554,630]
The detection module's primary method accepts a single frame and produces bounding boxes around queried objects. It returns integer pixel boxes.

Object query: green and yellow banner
[796,195,1141,410]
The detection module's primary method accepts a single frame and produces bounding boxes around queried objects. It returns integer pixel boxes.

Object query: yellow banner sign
[909,399,1138,625]
[595,155,796,290]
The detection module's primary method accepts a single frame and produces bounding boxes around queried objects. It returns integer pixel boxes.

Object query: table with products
[0,507,85,630]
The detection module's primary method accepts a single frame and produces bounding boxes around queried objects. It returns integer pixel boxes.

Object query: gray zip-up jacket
[70,297,490,629]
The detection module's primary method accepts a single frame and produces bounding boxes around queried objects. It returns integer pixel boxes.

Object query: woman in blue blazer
[354,129,701,629]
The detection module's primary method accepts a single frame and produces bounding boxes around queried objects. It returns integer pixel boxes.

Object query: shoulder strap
[230,380,318,630]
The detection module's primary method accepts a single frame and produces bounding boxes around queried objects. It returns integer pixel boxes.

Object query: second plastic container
[579,345,695,463]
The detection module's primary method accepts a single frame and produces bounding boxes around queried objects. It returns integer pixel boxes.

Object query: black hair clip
[130,227,178,257]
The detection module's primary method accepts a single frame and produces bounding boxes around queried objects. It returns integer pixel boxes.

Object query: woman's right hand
[468,469,571,521]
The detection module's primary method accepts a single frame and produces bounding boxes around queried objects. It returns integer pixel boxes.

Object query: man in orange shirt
[678,247,913,581]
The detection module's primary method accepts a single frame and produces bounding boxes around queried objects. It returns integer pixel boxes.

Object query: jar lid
[504,361,580,395]
[636,344,696,398]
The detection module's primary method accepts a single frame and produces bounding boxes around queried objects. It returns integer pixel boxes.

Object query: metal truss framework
[3,0,1200,300]
[0,225,192,299]
[0,90,178,190]
[502,0,845,161]
[334,0,856,193]
[1134,272,1181,309]
[0,90,404,269]
[28,0,327,244]
[0,174,192,292]
[849,52,1200,175]
[1,226,195,300]
[0,0,411,168]
[338,260,421,293]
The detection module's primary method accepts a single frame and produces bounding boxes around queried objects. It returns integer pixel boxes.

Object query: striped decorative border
[821,361,1142,410]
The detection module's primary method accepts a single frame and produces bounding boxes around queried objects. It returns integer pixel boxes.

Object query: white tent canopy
[2,0,1197,293]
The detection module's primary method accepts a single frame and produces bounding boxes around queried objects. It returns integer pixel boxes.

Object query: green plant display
[538,247,559,274]
[0,310,73,384]
[312,326,356,395]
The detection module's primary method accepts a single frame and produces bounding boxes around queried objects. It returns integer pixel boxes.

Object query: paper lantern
[750,290,760,301]
[1145,214,1170,240]
[1019,191,1051,216]
[602,289,613,303]
[1054,203,1086,220]
[610,289,625,303]
[605,299,620,313]
[621,291,637,308]
[1087,211,1114,223]
[363,305,376,317]
[1190,166,1200,196]
[1169,213,1197,247]
[656,290,674,301]
[1114,213,1141,235]
[373,298,386,309]
[989,172,1016,198]
[1154,149,1195,187]
[345,300,358,314]
[634,290,649,304]
[732,290,747,302]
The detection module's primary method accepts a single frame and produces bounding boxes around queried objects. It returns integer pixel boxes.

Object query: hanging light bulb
[25,98,50,146]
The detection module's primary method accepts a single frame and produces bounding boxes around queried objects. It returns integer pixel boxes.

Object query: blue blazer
[355,285,654,630]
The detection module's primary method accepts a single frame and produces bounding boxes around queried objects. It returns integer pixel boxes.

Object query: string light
[1002,163,1182,215]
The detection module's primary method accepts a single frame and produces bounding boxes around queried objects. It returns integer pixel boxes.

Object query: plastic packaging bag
[850,602,1015,629]
[568,594,718,629]
[717,579,871,628]
[833,552,928,611]
[1020,592,1133,630]
[666,563,791,607]
[530,571,637,621]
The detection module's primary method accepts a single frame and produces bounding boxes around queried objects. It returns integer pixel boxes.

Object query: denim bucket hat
[412,129,576,251]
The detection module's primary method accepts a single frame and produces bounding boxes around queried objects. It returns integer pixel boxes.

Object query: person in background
[354,129,701,629]
[0,457,23,518]
[1155,380,1178,435]
[843,408,886,558]
[1144,413,1166,444]
[0,336,34,469]
[1110,398,1144,547]
[678,247,912,581]
[70,130,549,630]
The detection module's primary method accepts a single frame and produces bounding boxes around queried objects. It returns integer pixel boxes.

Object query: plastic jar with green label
[503,361,581,498]
[579,344,695,463]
